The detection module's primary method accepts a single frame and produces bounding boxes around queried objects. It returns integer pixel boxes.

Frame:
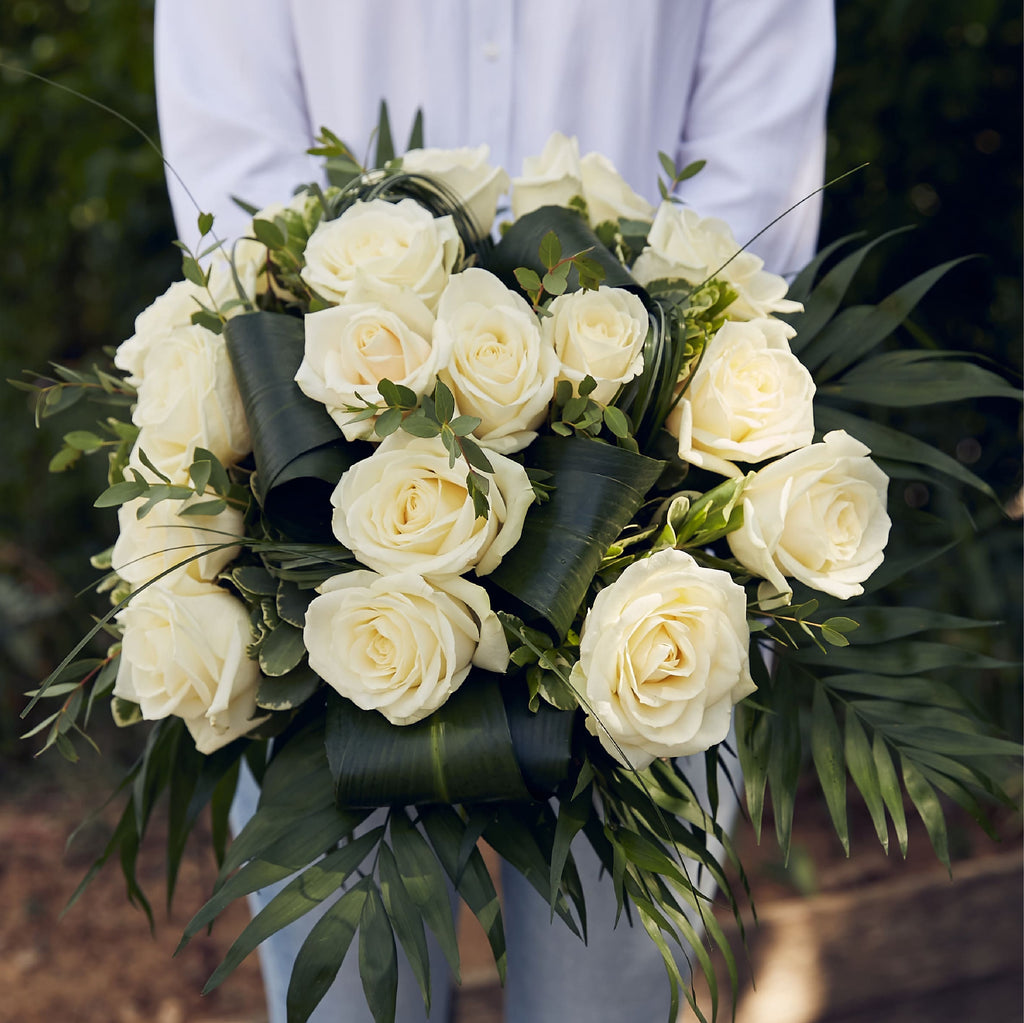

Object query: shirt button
[482,41,500,61]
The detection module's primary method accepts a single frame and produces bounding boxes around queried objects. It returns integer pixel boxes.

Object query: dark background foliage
[1,0,1020,759]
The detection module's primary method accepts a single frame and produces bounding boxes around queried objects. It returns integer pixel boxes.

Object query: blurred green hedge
[1,0,1019,757]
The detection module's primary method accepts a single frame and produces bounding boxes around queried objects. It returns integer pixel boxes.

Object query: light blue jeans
[229,740,740,1023]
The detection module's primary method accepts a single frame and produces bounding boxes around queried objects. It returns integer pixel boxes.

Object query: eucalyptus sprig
[345,377,495,519]
[656,151,706,202]
[751,598,859,652]
[514,230,606,313]
[94,446,250,520]
[9,362,135,429]
[550,376,637,451]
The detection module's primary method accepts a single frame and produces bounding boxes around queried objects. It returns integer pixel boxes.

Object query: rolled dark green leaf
[486,205,637,293]
[324,673,574,807]
[224,312,365,541]
[488,436,664,638]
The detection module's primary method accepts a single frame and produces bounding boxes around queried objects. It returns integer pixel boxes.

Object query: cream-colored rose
[296,278,437,440]
[435,268,557,453]
[304,570,508,725]
[580,152,655,227]
[570,548,755,770]
[114,580,264,754]
[511,132,584,220]
[544,286,649,404]
[402,145,510,239]
[727,430,891,604]
[129,322,250,483]
[300,198,462,309]
[331,432,534,578]
[668,317,815,477]
[111,497,243,589]
[115,280,206,387]
[632,202,803,319]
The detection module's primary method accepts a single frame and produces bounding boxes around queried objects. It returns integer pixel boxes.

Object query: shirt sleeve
[154,0,320,247]
[674,0,836,275]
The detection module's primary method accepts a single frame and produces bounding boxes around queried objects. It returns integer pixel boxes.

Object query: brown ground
[1,756,1020,1023]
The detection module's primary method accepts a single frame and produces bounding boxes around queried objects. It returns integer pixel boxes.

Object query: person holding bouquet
[153,2,835,1020]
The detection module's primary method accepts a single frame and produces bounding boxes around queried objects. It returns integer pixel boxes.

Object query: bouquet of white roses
[18,109,1021,1023]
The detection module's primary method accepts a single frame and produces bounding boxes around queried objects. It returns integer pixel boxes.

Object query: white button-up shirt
[155,0,834,273]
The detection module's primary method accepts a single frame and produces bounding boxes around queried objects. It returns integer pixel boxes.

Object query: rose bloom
[304,570,508,726]
[570,548,755,770]
[727,430,891,605]
[632,202,803,320]
[128,322,250,484]
[579,151,655,226]
[510,132,584,220]
[544,286,649,404]
[668,317,815,477]
[114,580,264,754]
[111,497,243,589]
[300,197,462,309]
[331,432,534,578]
[435,268,558,453]
[401,145,510,239]
[296,278,438,440]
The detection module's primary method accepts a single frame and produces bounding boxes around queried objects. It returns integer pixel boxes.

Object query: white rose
[632,203,803,319]
[402,145,510,238]
[668,317,815,477]
[111,497,244,589]
[304,570,509,726]
[510,132,584,220]
[296,277,437,441]
[580,151,655,226]
[115,280,205,387]
[435,268,558,453]
[114,581,264,754]
[300,198,462,309]
[571,548,755,770]
[543,286,649,404]
[727,430,892,604]
[129,322,250,483]
[331,432,534,578]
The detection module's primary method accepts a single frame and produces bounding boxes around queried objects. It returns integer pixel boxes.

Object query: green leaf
[359,884,399,1023]
[203,827,385,993]
[389,810,461,982]
[901,758,950,871]
[487,436,663,638]
[603,405,630,439]
[94,480,147,508]
[181,254,207,287]
[224,313,359,543]
[872,735,908,857]
[542,266,569,296]
[420,804,506,983]
[514,266,542,294]
[433,378,456,423]
[258,624,307,677]
[63,429,104,452]
[400,412,442,439]
[539,230,562,270]
[252,218,286,249]
[406,108,424,151]
[197,211,214,236]
[374,406,403,438]
[675,158,706,182]
[324,679,551,805]
[844,712,889,852]
[785,228,913,353]
[823,351,1021,407]
[177,498,228,517]
[286,881,369,1023]
[378,843,432,1012]
[49,446,80,472]
[814,256,977,379]
[811,689,849,855]
[256,664,320,711]
[374,99,395,167]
